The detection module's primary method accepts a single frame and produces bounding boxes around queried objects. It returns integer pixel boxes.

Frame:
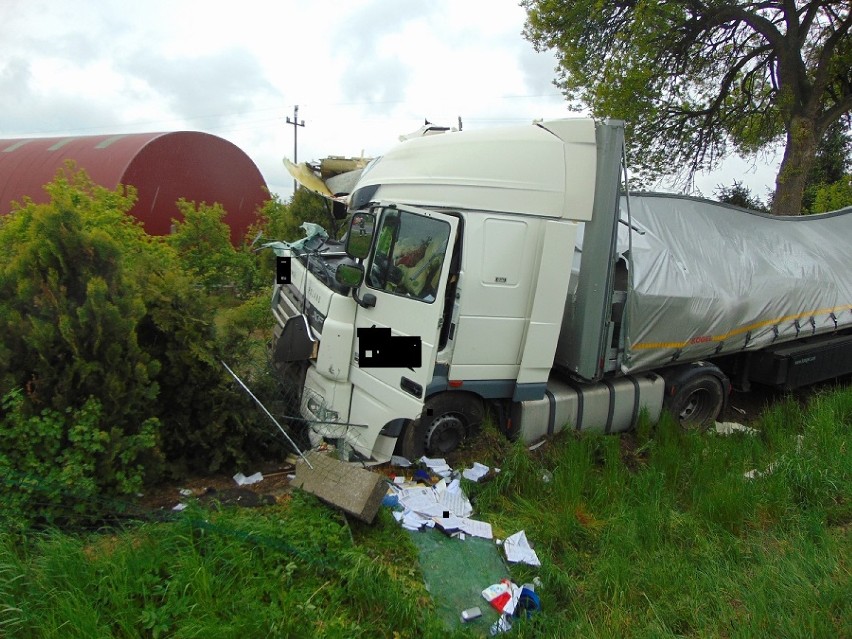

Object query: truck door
[349,205,459,429]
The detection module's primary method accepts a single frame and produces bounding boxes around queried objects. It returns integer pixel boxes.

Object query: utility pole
[286,104,305,194]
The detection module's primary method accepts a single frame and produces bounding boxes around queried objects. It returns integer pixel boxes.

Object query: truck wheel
[397,393,485,458]
[666,374,724,430]
[424,394,485,456]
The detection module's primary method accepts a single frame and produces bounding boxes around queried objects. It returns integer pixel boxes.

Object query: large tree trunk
[771,115,819,215]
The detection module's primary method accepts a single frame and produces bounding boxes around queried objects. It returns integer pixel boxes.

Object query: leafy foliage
[715,180,770,212]
[803,119,852,212]
[252,188,339,283]
[0,167,289,523]
[522,1,852,214]
[167,199,261,295]
[0,389,157,528]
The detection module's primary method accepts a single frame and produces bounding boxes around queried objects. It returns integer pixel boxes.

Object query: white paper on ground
[398,487,439,513]
[462,462,490,482]
[391,455,412,467]
[458,518,493,539]
[420,456,452,477]
[233,471,263,486]
[504,530,541,566]
[744,461,778,479]
[439,489,473,518]
[714,422,759,436]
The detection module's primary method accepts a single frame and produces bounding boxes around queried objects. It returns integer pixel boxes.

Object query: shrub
[0,167,286,522]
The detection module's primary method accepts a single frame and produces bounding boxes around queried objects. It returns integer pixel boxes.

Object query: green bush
[0,167,288,523]
[0,389,157,527]
[167,199,263,296]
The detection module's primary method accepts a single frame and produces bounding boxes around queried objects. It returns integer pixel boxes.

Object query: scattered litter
[540,470,553,484]
[731,405,747,415]
[178,488,193,497]
[528,440,546,451]
[490,614,513,635]
[714,422,759,436]
[462,462,490,482]
[233,471,264,486]
[503,530,541,567]
[744,462,778,480]
[420,456,453,477]
[482,579,520,615]
[172,502,187,512]
[482,578,541,632]
[393,476,406,485]
[514,585,541,618]
[391,455,413,467]
[460,606,482,623]
[413,469,433,484]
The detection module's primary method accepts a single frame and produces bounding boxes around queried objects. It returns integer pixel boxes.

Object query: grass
[0,386,849,638]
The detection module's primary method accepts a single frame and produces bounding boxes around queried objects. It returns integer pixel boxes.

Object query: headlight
[306,395,322,415]
[305,392,339,423]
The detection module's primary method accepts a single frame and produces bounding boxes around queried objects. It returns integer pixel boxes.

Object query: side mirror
[335,263,376,309]
[335,263,364,288]
[345,212,376,259]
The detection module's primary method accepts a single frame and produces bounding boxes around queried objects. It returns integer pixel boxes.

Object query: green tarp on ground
[408,528,508,633]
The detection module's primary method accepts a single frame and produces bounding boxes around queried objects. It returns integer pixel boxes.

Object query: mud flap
[273,314,316,364]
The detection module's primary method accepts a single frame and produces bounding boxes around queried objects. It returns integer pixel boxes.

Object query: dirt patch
[139,461,296,512]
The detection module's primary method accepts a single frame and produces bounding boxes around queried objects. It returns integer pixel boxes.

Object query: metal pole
[286,104,306,195]
[221,360,313,469]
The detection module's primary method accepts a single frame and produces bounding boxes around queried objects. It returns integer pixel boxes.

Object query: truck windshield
[366,208,450,303]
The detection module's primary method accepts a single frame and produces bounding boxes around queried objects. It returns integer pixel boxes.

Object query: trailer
[269,119,852,463]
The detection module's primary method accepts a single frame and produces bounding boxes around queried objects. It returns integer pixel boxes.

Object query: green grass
[1,386,849,638]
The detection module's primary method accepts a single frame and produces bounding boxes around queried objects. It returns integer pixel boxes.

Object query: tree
[802,118,852,211]
[522,1,852,215]
[715,180,770,211]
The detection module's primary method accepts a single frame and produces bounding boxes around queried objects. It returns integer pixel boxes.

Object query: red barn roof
[0,131,268,244]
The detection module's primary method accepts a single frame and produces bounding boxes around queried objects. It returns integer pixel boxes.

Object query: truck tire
[666,374,725,431]
[397,393,485,458]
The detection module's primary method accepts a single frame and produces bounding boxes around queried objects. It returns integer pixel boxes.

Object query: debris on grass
[462,462,490,482]
[233,471,264,486]
[714,422,759,436]
[502,531,541,567]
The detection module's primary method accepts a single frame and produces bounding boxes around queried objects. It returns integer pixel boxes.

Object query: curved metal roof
[0,131,268,243]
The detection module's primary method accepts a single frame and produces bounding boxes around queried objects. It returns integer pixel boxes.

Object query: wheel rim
[425,413,466,454]
[680,389,714,423]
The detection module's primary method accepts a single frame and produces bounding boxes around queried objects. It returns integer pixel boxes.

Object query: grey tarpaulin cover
[616,194,852,373]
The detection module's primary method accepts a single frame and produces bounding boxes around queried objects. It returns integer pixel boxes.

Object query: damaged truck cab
[271,118,852,464]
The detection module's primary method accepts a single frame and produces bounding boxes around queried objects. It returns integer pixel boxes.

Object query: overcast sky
[1,0,778,202]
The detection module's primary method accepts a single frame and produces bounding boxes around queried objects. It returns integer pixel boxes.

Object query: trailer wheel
[666,374,724,430]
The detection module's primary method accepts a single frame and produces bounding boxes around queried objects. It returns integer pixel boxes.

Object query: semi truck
[269,118,852,464]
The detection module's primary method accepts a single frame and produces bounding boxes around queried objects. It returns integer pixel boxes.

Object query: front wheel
[397,393,485,459]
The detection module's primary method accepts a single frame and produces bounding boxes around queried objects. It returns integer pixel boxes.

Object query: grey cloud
[333,0,437,110]
[518,46,562,96]
[119,47,276,125]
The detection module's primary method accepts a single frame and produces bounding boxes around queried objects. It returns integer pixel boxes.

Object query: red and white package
[481,579,520,615]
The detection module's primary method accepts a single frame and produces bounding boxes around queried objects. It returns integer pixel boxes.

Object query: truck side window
[366,209,450,303]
